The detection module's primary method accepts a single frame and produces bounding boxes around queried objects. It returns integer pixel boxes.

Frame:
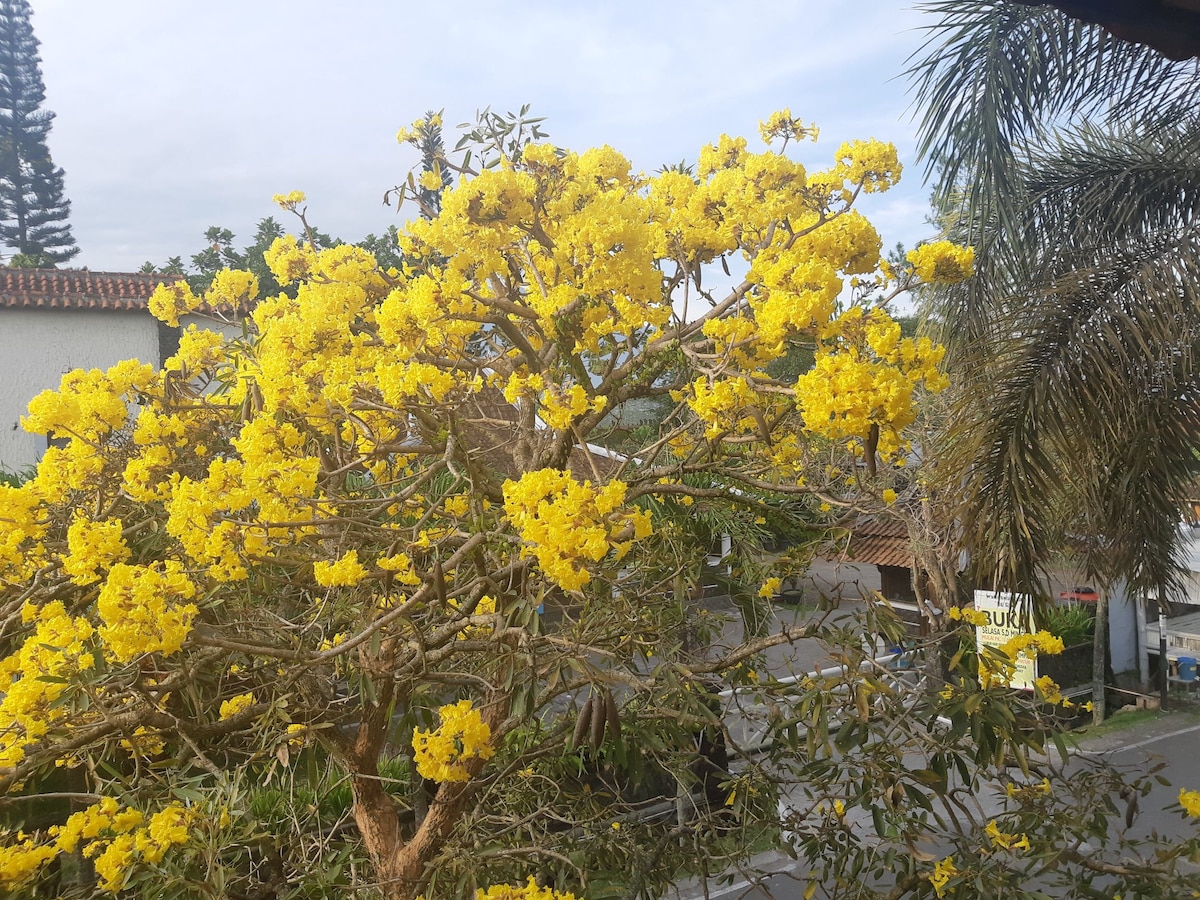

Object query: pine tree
[0,0,77,265]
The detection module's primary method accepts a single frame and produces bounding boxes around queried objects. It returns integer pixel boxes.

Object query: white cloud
[28,0,936,270]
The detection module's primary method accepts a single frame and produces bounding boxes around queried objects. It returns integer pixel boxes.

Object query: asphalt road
[672,713,1200,900]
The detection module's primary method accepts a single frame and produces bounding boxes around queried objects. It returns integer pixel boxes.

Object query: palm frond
[944,233,1200,596]
[1020,117,1200,257]
[908,1,1199,240]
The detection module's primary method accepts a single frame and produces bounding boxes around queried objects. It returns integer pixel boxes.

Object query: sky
[29,0,941,273]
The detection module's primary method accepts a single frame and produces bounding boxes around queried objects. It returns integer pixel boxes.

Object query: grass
[1064,699,1200,748]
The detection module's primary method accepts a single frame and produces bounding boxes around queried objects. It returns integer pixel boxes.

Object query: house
[0,270,187,473]
[835,517,915,606]
[1138,525,1200,685]
[820,515,1147,680]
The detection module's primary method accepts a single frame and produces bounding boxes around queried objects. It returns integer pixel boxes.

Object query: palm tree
[908,1,1200,714]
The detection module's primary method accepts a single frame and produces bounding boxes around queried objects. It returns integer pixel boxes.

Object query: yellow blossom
[412,699,495,783]
[476,877,578,899]
[985,819,1031,852]
[503,470,651,592]
[219,692,256,721]
[314,550,368,587]
[1181,788,1200,818]
[907,241,974,284]
[272,190,306,209]
[929,856,958,898]
[96,562,198,663]
[947,606,989,628]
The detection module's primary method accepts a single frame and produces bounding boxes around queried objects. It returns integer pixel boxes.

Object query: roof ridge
[0,270,183,311]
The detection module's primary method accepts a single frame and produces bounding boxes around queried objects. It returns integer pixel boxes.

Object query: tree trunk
[1091,591,1109,725]
[352,774,409,899]
[351,692,511,899]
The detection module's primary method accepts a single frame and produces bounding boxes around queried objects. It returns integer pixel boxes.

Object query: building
[0,270,185,473]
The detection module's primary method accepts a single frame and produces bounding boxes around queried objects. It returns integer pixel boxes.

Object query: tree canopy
[1,110,1196,899]
[908,1,1200,601]
[0,0,77,265]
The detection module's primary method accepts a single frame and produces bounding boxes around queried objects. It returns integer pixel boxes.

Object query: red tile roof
[0,270,181,311]
[827,517,913,569]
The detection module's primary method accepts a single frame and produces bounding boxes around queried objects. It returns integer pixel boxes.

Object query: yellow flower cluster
[412,700,495,783]
[314,550,368,588]
[219,691,256,720]
[985,819,1030,852]
[147,280,203,327]
[207,268,259,309]
[947,606,989,627]
[1180,788,1200,818]
[262,233,316,285]
[684,376,763,440]
[758,108,818,146]
[1006,777,1052,799]
[476,877,578,900]
[758,577,782,599]
[977,630,1065,689]
[793,307,949,463]
[834,139,901,194]
[0,481,46,585]
[0,798,190,893]
[0,601,95,767]
[929,856,958,898]
[22,359,155,442]
[418,168,444,192]
[998,631,1065,660]
[95,562,199,663]
[377,551,423,586]
[0,836,55,887]
[907,241,975,284]
[503,470,652,591]
[161,416,320,581]
[540,383,605,430]
[1033,674,1063,705]
[272,190,306,209]
[62,516,129,585]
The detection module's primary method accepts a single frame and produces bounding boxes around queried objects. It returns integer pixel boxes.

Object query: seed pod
[604,689,621,744]
[855,685,869,722]
[590,689,607,747]
[571,695,593,751]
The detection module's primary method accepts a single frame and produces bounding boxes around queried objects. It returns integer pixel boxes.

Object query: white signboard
[973,590,1037,690]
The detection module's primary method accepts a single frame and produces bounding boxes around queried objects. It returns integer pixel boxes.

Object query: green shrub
[1042,602,1095,647]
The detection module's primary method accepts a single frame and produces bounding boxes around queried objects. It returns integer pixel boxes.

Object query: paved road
[669,561,1200,899]
[672,711,1200,900]
[1085,715,1200,843]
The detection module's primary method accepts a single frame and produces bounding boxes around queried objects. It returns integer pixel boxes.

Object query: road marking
[1076,720,1200,756]
[685,878,754,899]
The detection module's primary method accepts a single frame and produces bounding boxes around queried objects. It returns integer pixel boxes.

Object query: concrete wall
[1108,581,1138,675]
[0,309,160,474]
[1178,528,1200,606]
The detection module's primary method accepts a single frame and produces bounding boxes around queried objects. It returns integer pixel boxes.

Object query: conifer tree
[0,0,77,265]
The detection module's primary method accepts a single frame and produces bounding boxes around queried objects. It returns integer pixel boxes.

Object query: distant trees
[0,0,78,265]
[141,218,403,295]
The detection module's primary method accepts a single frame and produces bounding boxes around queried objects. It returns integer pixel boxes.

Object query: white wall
[0,309,160,473]
[1108,581,1138,674]
[1179,528,1200,606]
[178,312,244,342]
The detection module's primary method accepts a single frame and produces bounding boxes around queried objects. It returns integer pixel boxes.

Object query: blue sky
[31,1,940,272]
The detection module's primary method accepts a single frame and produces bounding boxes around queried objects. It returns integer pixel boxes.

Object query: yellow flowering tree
[2,110,1194,899]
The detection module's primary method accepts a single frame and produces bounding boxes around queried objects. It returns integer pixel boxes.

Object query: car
[1058,586,1100,603]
